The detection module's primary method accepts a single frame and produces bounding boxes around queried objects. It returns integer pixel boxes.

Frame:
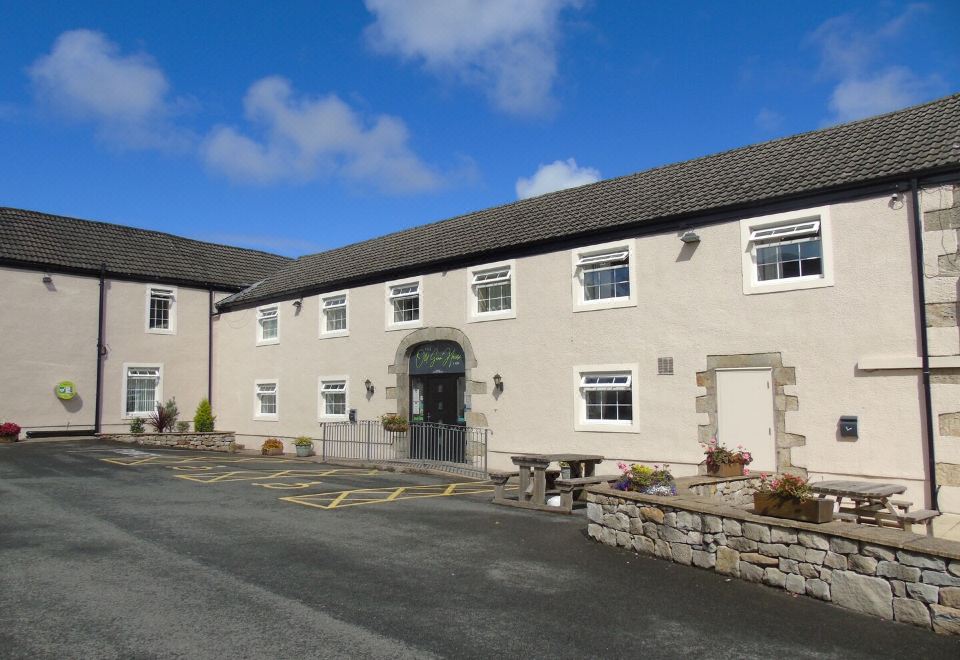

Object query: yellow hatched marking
[174,468,379,484]
[280,482,516,510]
[101,455,314,468]
[253,481,326,490]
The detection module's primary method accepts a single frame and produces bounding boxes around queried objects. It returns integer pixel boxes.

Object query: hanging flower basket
[381,414,409,433]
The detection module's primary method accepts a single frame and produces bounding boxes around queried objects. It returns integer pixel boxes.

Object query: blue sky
[1,1,957,257]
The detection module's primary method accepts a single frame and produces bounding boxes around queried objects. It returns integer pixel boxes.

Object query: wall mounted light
[292,298,303,310]
[365,379,375,395]
[492,373,503,392]
[42,274,53,283]
[679,230,700,243]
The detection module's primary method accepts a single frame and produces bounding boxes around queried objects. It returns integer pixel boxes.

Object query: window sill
[145,328,176,335]
[467,310,516,323]
[318,415,349,422]
[743,275,833,295]
[319,330,350,340]
[386,321,423,332]
[122,412,155,420]
[573,297,636,313]
[573,421,638,434]
[256,339,280,346]
[253,416,279,422]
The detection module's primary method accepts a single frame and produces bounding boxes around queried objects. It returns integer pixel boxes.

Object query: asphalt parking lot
[2,439,959,659]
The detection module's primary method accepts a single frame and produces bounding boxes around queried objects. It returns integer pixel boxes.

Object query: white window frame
[144,285,177,335]
[256,304,280,345]
[571,240,637,312]
[121,363,163,419]
[740,206,834,295]
[572,364,639,433]
[319,290,350,338]
[318,376,349,420]
[254,379,279,421]
[467,259,517,322]
[385,277,423,331]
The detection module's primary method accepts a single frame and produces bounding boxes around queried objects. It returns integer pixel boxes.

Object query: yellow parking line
[174,468,380,484]
[280,482,516,510]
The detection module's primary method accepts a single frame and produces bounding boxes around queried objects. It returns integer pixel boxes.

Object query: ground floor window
[320,380,347,417]
[125,366,160,416]
[255,381,278,418]
[580,373,633,422]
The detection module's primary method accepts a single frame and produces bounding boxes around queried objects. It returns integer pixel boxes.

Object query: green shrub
[294,436,314,447]
[163,398,179,428]
[129,417,145,434]
[148,404,175,433]
[176,421,190,433]
[193,398,216,432]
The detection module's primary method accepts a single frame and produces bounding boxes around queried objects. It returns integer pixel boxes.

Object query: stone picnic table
[490,453,608,513]
[809,480,939,535]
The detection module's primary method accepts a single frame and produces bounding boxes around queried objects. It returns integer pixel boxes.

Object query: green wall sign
[56,381,77,400]
[409,341,465,375]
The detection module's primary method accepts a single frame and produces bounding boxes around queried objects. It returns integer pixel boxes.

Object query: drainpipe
[910,178,938,510]
[94,263,106,434]
[208,289,214,406]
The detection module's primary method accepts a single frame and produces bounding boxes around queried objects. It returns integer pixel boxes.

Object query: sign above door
[410,341,466,375]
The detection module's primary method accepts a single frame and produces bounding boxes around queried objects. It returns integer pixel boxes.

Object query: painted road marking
[100,455,314,467]
[280,482,516,510]
[174,468,380,484]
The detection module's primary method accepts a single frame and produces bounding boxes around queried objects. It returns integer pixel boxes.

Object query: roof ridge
[0,206,293,261]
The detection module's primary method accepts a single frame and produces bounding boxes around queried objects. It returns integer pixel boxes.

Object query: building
[2,94,959,514]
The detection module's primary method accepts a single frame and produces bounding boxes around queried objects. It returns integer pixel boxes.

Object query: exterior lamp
[492,373,503,392]
[680,230,700,243]
[365,379,374,394]
[292,298,303,310]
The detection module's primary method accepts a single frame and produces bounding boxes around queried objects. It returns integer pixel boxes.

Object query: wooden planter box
[707,463,744,477]
[261,447,284,456]
[753,493,833,523]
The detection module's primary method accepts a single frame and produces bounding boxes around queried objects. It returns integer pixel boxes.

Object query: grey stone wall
[686,476,760,507]
[587,487,960,635]
[99,432,236,452]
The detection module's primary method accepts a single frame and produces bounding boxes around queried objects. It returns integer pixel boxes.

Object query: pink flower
[617,462,628,471]
[743,468,750,475]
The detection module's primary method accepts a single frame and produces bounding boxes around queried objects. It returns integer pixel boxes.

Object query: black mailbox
[348,408,357,423]
[839,415,858,438]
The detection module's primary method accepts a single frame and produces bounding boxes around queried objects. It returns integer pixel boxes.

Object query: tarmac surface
[2,438,959,659]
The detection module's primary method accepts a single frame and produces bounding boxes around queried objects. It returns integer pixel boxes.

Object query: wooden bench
[556,475,621,512]
[902,509,940,537]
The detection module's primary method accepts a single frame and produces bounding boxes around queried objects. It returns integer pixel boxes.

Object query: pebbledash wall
[214,187,960,513]
[0,264,230,433]
[586,486,960,635]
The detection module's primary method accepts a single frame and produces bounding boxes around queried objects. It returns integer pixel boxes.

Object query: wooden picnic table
[809,480,939,535]
[490,453,604,513]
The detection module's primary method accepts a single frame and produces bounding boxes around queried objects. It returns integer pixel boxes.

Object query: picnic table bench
[810,480,940,536]
[491,453,605,514]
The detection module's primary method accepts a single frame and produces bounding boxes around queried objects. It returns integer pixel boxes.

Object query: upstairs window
[125,365,160,416]
[572,241,636,312]
[322,294,348,334]
[255,381,278,417]
[257,306,279,344]
[741,207,834,295]
[320,380,347,417]
[145,285,176,334]
[390,282,420,324]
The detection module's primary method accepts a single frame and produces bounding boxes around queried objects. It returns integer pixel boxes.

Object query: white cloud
[515,158,599,199]
[808,4,944,123]
[201,76,440,193]
[364,0,581,116]
[754,107,783,133]
[28,29,189,150]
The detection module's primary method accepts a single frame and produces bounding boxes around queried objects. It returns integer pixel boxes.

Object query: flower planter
[753,492,833,523]
[0,434,17,443]
[261,447,284,456]
[707,462,744,477]
[295,445,313,457]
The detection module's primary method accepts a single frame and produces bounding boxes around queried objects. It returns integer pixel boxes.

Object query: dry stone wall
[99,432,236,452]
[587,487,960,635]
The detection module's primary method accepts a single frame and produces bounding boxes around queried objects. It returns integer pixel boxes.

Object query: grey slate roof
[0,208,292,290]
[221,92,960,309]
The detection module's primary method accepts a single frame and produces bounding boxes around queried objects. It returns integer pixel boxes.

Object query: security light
[680,230,700,243]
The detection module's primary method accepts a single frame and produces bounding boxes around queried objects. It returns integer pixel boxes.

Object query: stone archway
[385,327,488,427]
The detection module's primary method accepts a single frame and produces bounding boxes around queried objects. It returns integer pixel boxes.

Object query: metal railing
[319,420,488,478]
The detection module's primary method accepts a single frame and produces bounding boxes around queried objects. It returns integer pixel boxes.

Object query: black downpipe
[208,289,214,406]
[94,264,106,434]
[910,179,938,510]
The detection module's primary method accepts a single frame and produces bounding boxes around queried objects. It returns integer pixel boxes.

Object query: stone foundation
[587,486,960,635]
[99,432,236,452]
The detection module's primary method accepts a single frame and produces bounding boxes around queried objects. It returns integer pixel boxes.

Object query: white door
[717,368,775,472]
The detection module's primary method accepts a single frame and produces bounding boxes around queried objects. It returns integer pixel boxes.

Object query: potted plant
[701,437,753,477]
[753,473,833,523]
[0,422,21,443]
[612,462,677,496]
[129,417,145,434]
[381,413,408,433]
[294,436,314,457]
[261,438,284,456]
[559,461,572,480]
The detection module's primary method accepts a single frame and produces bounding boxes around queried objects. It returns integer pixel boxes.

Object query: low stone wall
[99,432,236,452]
[586,486,960,635]
[682,475,760,506]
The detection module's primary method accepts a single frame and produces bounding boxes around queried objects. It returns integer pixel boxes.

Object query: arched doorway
[408,340,466,462]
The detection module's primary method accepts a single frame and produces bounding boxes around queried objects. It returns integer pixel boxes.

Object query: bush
[294,436,314,447]
[148,403,176,433]
[193,398,216,433]
[261,438,284,454]
[129,417,145,434]
[1,422,22,437]
[164,398,179,428]
[175,421,190,433]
